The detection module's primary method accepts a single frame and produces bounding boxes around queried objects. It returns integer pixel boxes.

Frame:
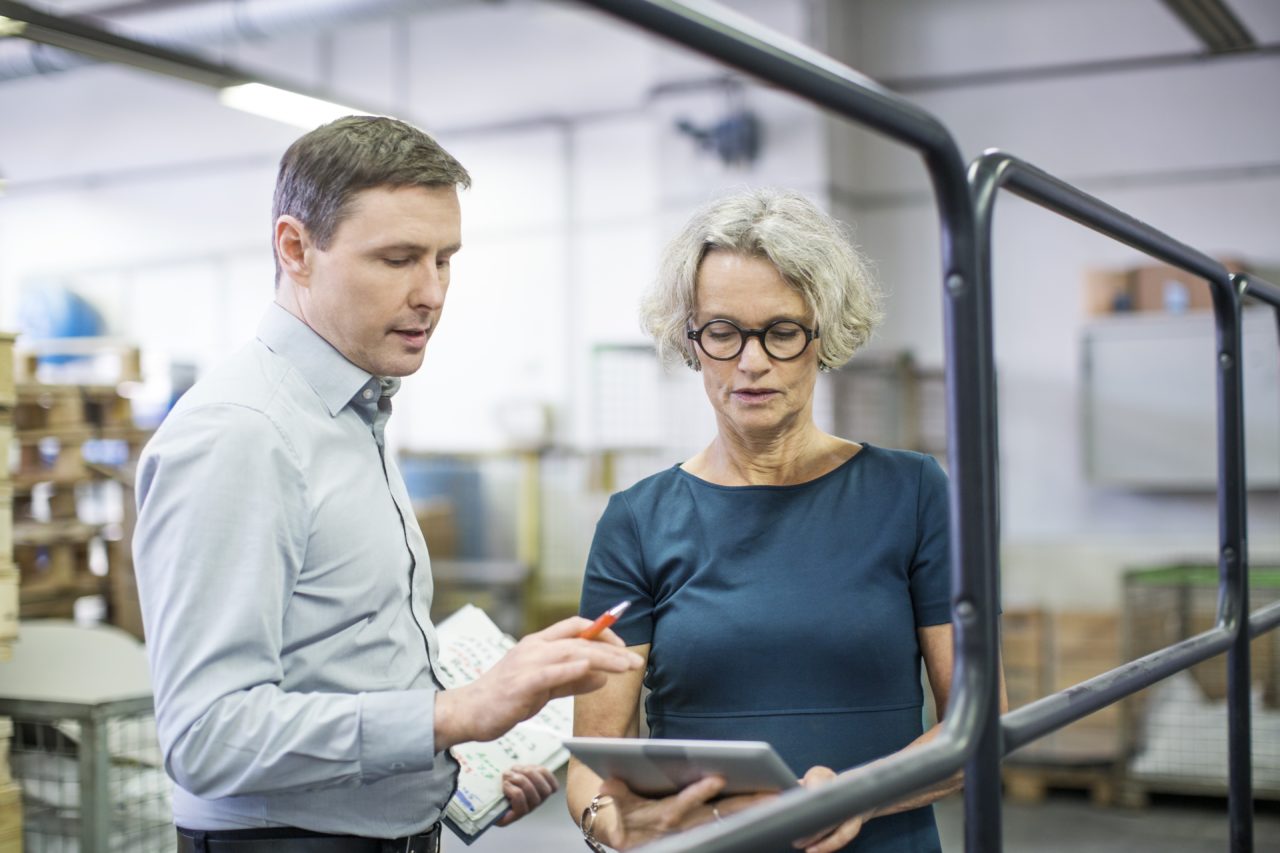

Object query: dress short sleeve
[910,455,952,627]
[579,493,654,646]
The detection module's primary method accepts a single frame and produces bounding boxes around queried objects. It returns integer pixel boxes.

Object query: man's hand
[435,616,644,749]
[494,765,558,826]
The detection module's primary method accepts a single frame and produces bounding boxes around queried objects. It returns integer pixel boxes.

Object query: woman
[568,189,995,853]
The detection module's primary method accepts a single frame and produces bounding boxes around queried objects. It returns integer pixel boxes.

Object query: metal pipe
[1001,627,1232,751]
[1249,599,1280,639]
[1219,272,1251,853]
[1240,272,1280,308]
[976,149,1233,293]
[0,0,447,81]
[637,735,970,853]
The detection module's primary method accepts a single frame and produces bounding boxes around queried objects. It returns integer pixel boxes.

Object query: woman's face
[691,250,820,440]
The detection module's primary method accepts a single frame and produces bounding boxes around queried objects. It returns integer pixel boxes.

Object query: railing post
[1221,273,1252,852]
[963,153,1006,853]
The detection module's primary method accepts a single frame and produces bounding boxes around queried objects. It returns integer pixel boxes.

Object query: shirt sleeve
[579,492,654,646]
[133,402,438,799]
[909,454,953,627]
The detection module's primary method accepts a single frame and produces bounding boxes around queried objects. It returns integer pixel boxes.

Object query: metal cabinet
[1082,308,1280,489]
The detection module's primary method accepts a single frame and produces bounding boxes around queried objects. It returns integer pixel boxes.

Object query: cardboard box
[0,717,10,786]
[0,334,14,409]
[1052,611,1121,659]
[1130,258,1248,313]
[1084,268,1132,316]
[0,413,11,475]
[1002,608,1046,710]
[416,499,458,560]
[1045,611,1122,757]
[0,567,16,647]
[0,782,20,847]
[1187,611,1276,703]
[1084,257,1252,316]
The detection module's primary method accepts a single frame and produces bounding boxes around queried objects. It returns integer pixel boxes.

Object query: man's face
[293,184,462,377]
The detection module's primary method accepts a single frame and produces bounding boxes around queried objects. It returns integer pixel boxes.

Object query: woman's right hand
[595,776,777,850]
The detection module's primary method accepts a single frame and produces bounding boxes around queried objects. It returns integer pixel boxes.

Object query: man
[133,116,642,853]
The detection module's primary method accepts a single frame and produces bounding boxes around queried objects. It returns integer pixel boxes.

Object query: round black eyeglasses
[686,319,820,362]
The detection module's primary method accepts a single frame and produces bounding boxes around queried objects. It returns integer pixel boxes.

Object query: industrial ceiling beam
[0,0,392,122]
[0,0,245,87]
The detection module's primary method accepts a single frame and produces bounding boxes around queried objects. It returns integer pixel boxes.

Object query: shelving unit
[10,342,149,638]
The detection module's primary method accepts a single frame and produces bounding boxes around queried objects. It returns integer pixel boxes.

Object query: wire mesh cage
[1122,565,1280,801]
[2,697,171,853]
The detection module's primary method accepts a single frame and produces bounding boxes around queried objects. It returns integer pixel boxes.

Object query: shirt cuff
[358,688,439,781]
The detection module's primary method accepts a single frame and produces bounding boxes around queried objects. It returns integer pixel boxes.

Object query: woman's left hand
[791,766,867,853]
[495,764,559,826]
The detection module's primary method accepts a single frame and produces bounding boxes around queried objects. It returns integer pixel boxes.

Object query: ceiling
[4,0,1279,93]
[0,0,1276,188]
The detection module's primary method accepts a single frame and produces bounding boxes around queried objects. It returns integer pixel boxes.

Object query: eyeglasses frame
[686,318,821,362]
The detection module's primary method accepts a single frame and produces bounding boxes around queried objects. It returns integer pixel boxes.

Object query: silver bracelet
[580,793,613,852]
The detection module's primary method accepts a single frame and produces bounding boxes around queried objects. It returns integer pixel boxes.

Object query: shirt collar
[257,304,383,417]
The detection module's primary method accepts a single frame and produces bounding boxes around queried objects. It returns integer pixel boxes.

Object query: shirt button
[362,389,374,400]
[390,761,405,770]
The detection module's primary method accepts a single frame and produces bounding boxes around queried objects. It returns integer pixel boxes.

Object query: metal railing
[970,151,1280,853]
[574,1,1280,851]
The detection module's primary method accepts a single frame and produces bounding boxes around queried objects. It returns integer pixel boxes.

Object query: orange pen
[578,600,632,640]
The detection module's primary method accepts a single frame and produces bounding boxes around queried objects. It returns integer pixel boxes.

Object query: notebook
[434,604,574,843]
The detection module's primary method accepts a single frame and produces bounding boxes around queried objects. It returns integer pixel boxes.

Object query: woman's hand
[495,765,559,826]
[594,775,778,849]
[791,766,868,853]
[589,775,712,849]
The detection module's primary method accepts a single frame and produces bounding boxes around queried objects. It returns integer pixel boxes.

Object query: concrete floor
[464,789,1280,852]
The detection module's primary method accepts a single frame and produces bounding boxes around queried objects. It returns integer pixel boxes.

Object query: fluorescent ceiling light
[219,83,371,130]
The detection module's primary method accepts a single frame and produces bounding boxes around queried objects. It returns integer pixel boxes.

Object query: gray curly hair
[640,188,882,372]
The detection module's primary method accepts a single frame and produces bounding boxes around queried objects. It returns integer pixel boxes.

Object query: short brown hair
[272,116,471,279]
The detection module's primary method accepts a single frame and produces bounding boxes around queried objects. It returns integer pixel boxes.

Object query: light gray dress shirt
[134,304,457,835]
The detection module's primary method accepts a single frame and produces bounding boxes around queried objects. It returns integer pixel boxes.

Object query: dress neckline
[674,442,872,491]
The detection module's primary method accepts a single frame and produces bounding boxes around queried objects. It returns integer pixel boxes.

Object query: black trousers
[175,823,441,853]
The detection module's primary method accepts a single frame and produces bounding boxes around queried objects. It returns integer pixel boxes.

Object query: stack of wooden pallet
[13,383,108,620]
[11,345,149,634]
[1001,608,1124,806]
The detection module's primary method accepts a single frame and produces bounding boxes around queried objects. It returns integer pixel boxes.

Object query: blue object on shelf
[19,284,106,365]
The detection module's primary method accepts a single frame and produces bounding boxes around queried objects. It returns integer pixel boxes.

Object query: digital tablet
[563,737,799,798]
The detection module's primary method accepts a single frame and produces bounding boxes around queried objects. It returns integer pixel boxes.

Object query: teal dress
[579,444,951,852]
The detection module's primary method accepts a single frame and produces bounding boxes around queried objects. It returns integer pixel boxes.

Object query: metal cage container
[0,695,171,852]
[1122,565,1280,802]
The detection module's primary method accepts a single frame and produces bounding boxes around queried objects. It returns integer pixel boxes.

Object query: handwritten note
[436,605,573,842]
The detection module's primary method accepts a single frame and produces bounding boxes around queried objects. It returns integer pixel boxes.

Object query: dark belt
[176,824,441,853]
